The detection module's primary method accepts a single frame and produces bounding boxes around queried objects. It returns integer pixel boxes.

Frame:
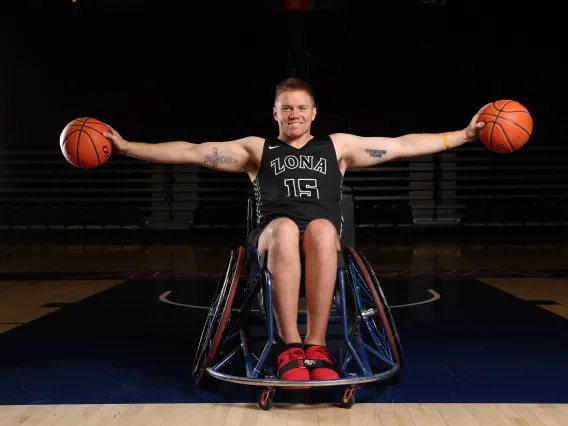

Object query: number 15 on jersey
[284,178,319,199]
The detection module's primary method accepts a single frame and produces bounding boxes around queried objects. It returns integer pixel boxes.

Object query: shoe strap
[278,358,308,376]
[278,357,336,376]
[303,358,335,370]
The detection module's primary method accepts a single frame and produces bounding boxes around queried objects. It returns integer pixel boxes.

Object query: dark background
[0,0,565,231]
[2,0,560,145]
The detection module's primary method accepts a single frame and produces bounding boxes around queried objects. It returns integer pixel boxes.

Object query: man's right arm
[105,128,260,173]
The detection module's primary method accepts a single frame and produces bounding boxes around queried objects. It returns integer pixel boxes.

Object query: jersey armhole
[326,135,345,175]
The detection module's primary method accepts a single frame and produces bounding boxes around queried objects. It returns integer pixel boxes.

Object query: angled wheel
[192,246,246,385]
[356,248,404,370]
[345,246,404,381]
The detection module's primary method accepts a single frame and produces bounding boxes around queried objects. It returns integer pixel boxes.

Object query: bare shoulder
[240,135,264,157]
[330,133,358,145]
[239,136,265,150]
[329,133,359,160]
[235,136,265,171]
[329,132,404,169]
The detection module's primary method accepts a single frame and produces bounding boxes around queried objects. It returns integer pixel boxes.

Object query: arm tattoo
[366,149,387,158]
[204,147,238,169]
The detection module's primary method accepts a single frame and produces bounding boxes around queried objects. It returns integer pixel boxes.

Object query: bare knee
[258,218,300,256]
[302,219,340,252]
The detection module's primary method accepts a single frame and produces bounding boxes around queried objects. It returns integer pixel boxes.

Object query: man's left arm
[336,104,488,169]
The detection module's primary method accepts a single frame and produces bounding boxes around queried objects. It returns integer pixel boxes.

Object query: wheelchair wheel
[345,246,404,379]
[192,246,246,385]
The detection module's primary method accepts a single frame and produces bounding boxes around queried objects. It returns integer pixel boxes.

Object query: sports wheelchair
[192,188,404,410]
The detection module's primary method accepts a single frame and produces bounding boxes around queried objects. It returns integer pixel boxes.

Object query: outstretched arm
[104,126,259,173]
[336,104,488,169]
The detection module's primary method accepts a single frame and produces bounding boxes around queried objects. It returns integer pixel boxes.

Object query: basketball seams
[480,110,530,115]
[65,124,109,139]
[61,129,79,148]
[478,113,532,137]
[489,100,512,151]
[82,130,101,167]
[488,120,496,152]
[479,123,493,151]
[479,100,532,154]
[76,120,89,168]
[61,117,109,169]
[493,121,514,152]
[493,100,513,111]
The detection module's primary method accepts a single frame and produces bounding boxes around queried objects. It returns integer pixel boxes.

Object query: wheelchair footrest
[206,365,399,388]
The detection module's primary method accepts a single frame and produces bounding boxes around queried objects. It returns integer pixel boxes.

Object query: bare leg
[257,218,302,344]
[301,219,340,346]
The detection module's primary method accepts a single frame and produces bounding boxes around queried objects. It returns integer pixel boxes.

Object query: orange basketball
[60,117,113,169]
[477,100,533,153]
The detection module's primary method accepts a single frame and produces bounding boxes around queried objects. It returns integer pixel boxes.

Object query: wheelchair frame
[192,191,404,410]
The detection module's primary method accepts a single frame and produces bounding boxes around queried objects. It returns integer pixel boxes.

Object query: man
[104,78,486,383]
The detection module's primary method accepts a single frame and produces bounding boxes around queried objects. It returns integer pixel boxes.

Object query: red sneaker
[277,347,310,384]
[305,345,339,380]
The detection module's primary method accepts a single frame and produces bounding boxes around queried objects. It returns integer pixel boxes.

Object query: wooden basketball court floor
[1,228,568,425]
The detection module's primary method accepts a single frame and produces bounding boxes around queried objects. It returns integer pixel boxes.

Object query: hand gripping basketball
[477,100,533,153]
[464,103,489,142]
[60,117,113,169]
[102,125,129,155]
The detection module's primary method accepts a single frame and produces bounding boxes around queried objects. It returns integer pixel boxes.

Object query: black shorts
[247,224,265,249]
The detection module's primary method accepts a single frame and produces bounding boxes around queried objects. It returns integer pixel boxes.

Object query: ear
[273,106,278,121]
[312,106,317,121]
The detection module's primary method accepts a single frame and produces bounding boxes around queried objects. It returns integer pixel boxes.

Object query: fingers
[103,129,118,139]
[103,124,121,140]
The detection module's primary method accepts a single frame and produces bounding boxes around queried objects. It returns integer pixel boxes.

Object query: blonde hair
[275,78,315,105]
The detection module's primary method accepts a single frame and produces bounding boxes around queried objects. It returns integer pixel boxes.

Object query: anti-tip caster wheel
[259,387,275,411]
[339,386,357,409]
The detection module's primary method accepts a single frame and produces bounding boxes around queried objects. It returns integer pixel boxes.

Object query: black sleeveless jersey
[252,135,344,237]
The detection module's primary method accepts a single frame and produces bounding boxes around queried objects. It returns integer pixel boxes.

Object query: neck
[278,132,314,148]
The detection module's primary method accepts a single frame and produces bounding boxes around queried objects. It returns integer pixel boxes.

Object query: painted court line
[158,289,441,311]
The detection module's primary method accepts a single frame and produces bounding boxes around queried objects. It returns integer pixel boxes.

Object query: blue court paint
[1,276,567,405]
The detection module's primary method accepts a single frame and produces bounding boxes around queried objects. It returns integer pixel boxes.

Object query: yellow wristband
[442,133,449,150]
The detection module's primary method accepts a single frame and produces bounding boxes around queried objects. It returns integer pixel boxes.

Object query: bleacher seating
[1,138,567,229]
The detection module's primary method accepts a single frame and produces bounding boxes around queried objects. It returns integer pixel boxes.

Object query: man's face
[273,90,316,137]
